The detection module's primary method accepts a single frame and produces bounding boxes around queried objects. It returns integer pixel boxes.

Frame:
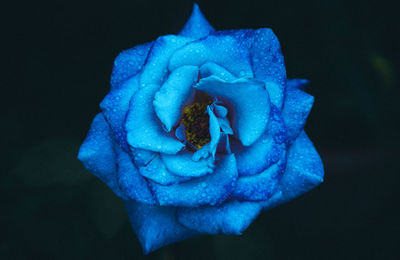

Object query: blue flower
[78,4,324,254]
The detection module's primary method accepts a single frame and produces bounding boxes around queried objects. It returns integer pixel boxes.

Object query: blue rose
[78,4,324,254]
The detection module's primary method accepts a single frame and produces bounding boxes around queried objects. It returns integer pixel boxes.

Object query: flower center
[181,93,213,149]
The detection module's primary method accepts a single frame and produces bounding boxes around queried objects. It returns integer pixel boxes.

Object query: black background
[2,0,399,259]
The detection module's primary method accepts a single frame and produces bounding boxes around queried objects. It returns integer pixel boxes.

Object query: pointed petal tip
[179,3,214,39]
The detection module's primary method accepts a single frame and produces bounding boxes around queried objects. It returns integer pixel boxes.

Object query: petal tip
[179,3,214,39]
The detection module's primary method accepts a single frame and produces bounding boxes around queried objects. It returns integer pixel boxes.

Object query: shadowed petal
[110,42,153,90]
[177,200,262,235]
[154,65,198,131]
[213,29,286,108]
[139,156,189,185]
[77,113,126,198]
[130,148,157,167]
[161,152,214,178]
[281,82,314,144]
[235,106,286,176]
[126,84,185,154]
[195,76,270,146]
[115,146,156,204]
[246,29,287,109]
[100,74,140,151]
[179,3,214,39]
[150,154,237,207]
[169,35,253,78]
[124,200,198,254]
[232,150,286,201]
[262,131,324,210]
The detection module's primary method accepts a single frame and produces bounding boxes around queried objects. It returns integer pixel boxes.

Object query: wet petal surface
[124,200,197,254]
[153,65,198,131]
[150,154,237,207]
[161,152,214,178]
[262,131,324,210]
[125,84,185,154]
[169,34,253,78]
[177,200,262,235]
[115,146,155,204]
[281,80,314,144]
[77,113,126,198]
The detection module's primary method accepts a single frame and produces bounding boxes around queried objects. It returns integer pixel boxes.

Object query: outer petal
[235,106,286,176]
[140,35,193,86]
[169,35,253,78]
[139,156,189,185]
[115,146,156,204]
[215,29,286,108]
[161,152,214,178]
[150,154,238,207]
[124,200,198,254]
[77,113,126,198]
[281,82,314,144]
[179,3,214,39]
[125,83,185,154]
[232,150,286,201]
[195,76,270,146]
[110,42,153,90]
[177,200,262,235]
[100,74,140,151]
[153,65,198,131]
[262,131,324,210]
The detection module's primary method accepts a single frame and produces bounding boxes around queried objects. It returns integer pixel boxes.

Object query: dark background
[2,0,399,259]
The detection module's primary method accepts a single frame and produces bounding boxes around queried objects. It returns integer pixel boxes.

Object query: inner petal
[195,76,271,146]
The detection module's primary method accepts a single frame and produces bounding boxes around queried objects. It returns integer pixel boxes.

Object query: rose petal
[281,81,314,144]
[160,152,214,178]
[125,83,185,154]
[124,200,197,255]
[139,156,189,185]
[115,146,156,204]
[100,74,140,151]
[150,154,237,207]
[77,113,126,198]
[177,200,262,235]
[174,124,186,141]
[169,34,253,78]
[192,106,221,161]
[130,148,157,167]
[199,62,237,82]
[140,35,192,86]
[214,29,287,108]
[232,150,286,201]
[262,131,324,210]
[213,103,229,118]
[110,41,153,90]
[179,3,214,39]
[195,76,270,146]
[235,106,286,176]
[153,65,198,131]
[249,29,286,109]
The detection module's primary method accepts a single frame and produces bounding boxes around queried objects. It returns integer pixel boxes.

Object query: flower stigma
[180,93,213,149]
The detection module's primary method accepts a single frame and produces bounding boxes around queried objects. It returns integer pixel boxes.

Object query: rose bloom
[78,4,324,254]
